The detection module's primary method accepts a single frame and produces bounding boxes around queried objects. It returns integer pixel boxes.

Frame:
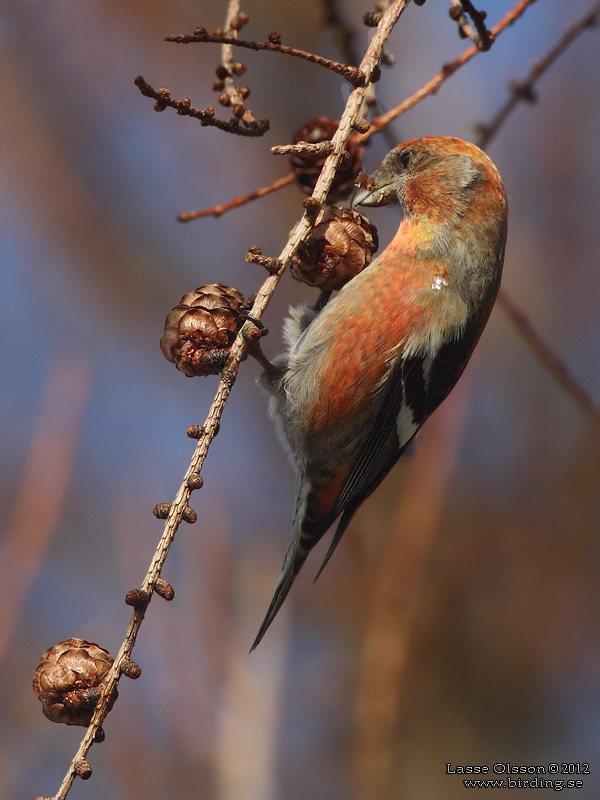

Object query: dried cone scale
[33,638,116,726]
[290,207,378,290]
[160,283,248,377]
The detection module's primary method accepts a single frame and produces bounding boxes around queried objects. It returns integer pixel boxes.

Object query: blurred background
[1,1,599,798]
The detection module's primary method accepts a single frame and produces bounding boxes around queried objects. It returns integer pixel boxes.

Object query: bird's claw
[239,313,274,371]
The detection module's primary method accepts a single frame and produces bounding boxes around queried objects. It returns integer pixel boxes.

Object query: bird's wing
[315,316,481,577]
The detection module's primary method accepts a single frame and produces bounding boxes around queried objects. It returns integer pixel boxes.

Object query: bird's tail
[312,505,356,583]
[251,473,343,650]
[250,543,308,651]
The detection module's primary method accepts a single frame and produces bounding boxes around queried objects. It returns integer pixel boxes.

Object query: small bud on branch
[134,75,269,136]
[165,29,365,86]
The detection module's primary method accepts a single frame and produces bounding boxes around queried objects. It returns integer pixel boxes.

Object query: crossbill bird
[252,136,508,649]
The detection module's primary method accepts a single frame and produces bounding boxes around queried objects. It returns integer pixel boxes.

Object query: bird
[252,136,508,649]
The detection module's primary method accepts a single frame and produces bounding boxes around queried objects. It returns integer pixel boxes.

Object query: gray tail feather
[312,506,356,583]
[252,506,360,649]
[250,550,307,651]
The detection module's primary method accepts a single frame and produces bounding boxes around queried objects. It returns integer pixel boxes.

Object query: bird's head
[353,136,505,226]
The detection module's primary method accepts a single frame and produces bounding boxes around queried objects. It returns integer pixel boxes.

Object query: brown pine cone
[33,638,116,726]
[290,207,378,291]
[290,117,363,200]
[160,283,247,377]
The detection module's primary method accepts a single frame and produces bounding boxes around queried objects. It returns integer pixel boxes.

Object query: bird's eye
[398,150,413,169]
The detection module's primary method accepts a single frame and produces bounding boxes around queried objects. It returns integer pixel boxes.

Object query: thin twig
[461,0,495,49]
[222,0,244,97]
[477,0,600,148]
[449,0,480,46]
[449,0,494,51]
[496,292,599,417]
[44,3,411,798]
[178,173,294,222]
[219,0,262,128]
[362,0,539,142]
[165,28,365,86]
[134,75,269,137]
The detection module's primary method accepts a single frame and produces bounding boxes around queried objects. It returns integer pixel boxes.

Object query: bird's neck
[393,210,496,264]
[391,215,450,258]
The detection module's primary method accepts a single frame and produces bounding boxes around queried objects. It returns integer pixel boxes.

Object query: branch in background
[41,3,412,798]
[178,173,294,222]
[476,0,600,148]
[165,27,365,86]
[0,357,91,668]
[496,292,599,418]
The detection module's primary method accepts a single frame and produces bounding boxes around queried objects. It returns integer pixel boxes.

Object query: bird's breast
[285,251,447,440]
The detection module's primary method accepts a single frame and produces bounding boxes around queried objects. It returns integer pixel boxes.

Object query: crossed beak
[352,169,397,208]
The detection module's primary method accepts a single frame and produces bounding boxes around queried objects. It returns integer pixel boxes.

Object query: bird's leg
[314,289,332,312]
[239,313,275,372]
